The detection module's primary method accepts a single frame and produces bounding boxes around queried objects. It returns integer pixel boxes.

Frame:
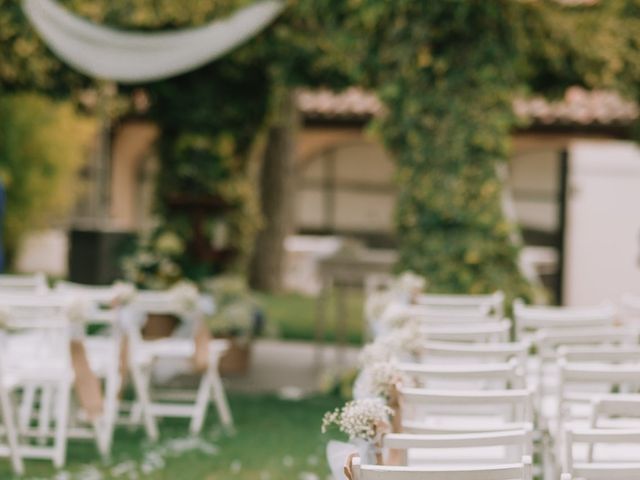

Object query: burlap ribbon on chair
[73,312,211,419]
[385,383,407,466]
[119,311,212,382]
[70,340,104,420]
[343,452,358,480]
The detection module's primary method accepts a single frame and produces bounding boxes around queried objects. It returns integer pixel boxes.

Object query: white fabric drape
[22,0,284,84]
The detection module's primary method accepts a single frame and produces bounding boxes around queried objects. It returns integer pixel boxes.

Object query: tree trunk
[249,92,298,292]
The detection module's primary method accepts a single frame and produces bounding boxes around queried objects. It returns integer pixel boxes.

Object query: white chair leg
[189,369,213,435]
[129,365,158,441]
[210,369,233,429]
[37,386,54,445]
[18,384,36,433]
[91,419,109,460]
[98,367,120,459]
[52,382,71,469]
[0,388,24,475]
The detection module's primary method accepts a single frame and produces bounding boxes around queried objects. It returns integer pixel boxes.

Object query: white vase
[351,438,377,465]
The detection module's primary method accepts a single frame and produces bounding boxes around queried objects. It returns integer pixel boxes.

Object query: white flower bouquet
[169,280,200,312]
[354,362,413,401]
[393,271,427,301]
[322,398,393,442]
[360,323,425,366]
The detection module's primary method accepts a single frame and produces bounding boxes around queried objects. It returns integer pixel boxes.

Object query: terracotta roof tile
[297,86,639,127]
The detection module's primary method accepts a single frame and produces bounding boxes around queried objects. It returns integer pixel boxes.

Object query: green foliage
[121,226,186,289]
[0,93,94,265]
[306,1,534,299]
[146,51,271,274]
[4,0,640,296]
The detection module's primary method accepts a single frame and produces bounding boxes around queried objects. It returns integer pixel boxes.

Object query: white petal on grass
[230,460,242,473]
[299,472,319,480]
[111,461,137,477]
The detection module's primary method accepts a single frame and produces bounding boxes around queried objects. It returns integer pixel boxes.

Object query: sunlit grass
[0,393,343,480]
[257,291,364,344]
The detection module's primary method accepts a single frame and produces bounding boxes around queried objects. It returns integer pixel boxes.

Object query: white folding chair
[415,291,505,317]
[0,273,48,294]
[590,394,640,429]
[124,290,232,441]
[350,455,532,480]
[55,281,127,458]
[398,387,534,434]
[532,328,638,424]
[418,341,530,372]
[382,429,533,467]
[0,295,74,469]
[0,333,25,475]
[513,300,617,342]
[556,357,640,432]
[561,428,640,480]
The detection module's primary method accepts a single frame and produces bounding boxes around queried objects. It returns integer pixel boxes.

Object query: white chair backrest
[399,387,534,434]
[382,428,533,459]
[395,304,497,324]
[0,294,72,372]
[415,291,505,316]
[557,357,640,428]
[421,319,511,343]
[399,360,525,389]
[591,394,640,427]
[563,428,640,480]
[513,300,617,340]
[419,341,530,371]
[558,345,640,363]
[0,272,48,293]
[55,281,125,328]
[536,327,638,360]
[352,455,532,480]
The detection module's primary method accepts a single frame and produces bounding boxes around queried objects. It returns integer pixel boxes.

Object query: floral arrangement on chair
[393,271,427,302]
[359,323,425,365]
[322,398,393,465]
[353,362,413,401]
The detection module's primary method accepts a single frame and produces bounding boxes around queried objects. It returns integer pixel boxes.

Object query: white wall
[295,141,395,233]
[564,140,640,306]
[15,229,68,276]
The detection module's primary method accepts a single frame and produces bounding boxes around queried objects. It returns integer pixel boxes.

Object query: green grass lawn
[257,291,364,345]
[1,393,344,480]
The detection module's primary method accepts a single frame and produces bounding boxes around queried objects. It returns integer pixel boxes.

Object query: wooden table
[314,248,397,370]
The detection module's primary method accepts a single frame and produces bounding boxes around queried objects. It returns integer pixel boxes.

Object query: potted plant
[203,274,262,375]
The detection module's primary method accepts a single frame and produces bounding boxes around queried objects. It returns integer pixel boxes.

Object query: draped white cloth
[22,0,284,84]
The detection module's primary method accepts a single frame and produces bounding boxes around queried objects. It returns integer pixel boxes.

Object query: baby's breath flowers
[393,271,427,299]
[358,362,412,400]
[359,323,425,366]
[321,398,393,442]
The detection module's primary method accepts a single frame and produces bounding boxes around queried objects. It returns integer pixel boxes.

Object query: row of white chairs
[0,273,232,475]
[350,283,640,480]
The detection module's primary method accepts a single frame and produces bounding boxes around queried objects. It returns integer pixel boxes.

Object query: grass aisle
[1,393,343,480]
